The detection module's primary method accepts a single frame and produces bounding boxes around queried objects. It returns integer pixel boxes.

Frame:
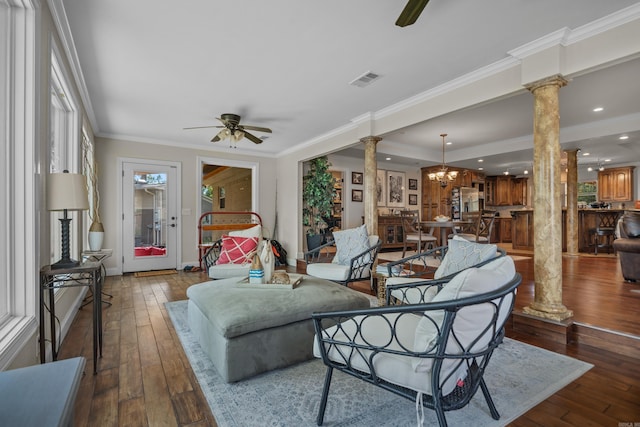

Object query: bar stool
[589,211,621,255]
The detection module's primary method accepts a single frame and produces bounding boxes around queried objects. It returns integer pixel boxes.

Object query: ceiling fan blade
[395,0,430,27]
[183,125,224,130]
[211,135,222,142]
[241,125,272,133]
[243,131,263,144]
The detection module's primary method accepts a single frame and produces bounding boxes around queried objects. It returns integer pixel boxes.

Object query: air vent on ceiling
[349,71,381,88]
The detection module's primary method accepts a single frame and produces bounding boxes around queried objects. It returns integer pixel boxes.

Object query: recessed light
[587,167,593,172]
[478,159,484,163]
[582,152,590,156]
[619,135,629,140]
[593,107,604,112]
[604,158,611,162]
[478,167,484,170]
[385,157,391,161]
[446,141,452,145]
[524,170,528,175]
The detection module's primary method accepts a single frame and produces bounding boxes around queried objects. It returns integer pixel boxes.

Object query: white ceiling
[58,0,640,176]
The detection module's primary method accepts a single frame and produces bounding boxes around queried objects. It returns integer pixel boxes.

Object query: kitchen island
[510,209,626,252]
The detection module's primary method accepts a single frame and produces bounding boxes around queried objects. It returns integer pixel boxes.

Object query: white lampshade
[47,172,89,211]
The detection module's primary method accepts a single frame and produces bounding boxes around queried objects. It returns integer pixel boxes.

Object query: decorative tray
[235,273,304,290]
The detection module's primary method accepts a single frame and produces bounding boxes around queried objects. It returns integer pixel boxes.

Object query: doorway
[122,160,179,272]
[198,157,259,243]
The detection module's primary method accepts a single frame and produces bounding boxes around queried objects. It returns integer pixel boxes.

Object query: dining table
[421,219,473,248]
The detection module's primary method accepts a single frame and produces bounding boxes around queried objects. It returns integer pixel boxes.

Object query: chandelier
[428,133,458,188]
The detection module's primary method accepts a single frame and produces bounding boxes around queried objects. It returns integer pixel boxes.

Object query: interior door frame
[197,155,260,222]
[117,157,182,274]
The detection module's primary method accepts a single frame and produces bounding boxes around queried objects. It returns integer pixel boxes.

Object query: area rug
[166,300,592,427]
[134,269,177,277]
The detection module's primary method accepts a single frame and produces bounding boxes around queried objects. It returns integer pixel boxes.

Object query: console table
[40,262,103,374]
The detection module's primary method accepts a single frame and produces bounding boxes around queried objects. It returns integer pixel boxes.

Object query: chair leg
[317,366,334,426]
[479,377,500,420]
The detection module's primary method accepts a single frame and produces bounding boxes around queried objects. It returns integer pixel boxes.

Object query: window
[0,1,39,369]
[578,181,597,205]
[49,39,81,266]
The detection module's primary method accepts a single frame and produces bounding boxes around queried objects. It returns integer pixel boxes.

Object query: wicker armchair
[312,256,521,427]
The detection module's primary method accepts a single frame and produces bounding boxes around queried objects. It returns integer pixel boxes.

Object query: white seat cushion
[306,263,351,282]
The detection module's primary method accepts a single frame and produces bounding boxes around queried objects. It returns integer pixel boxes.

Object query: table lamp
[47,170,89,269]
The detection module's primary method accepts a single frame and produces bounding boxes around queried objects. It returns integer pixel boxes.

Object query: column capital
[525,74,568,93]
[359,136,382,145]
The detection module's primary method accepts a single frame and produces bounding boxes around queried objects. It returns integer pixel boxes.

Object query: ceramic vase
[88,221,104,251]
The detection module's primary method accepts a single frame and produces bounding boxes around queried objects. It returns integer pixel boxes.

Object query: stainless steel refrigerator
[451,187,480,219]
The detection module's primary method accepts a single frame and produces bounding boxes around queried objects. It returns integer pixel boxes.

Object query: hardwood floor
[59,255,640,426]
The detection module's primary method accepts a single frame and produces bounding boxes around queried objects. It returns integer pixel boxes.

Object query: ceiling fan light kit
[184,113,272,146]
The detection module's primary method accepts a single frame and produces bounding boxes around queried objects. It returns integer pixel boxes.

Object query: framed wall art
[409,194,418,205]
[387,171,405,208]
[408,178,418,190]
[352,189,363,202]
[351,171,363,185]
[376,169,386,206]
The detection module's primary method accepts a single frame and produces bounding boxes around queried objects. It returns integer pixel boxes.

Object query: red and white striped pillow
[215,235,259,265]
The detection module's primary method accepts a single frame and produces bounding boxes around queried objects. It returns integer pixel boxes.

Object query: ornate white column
[524,75,573,321]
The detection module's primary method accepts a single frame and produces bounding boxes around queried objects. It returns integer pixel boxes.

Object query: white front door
[122,161,178,272]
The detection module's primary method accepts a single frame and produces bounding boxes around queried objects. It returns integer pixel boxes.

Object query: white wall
[328,154,422,228]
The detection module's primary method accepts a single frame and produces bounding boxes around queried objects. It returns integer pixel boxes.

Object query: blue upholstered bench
[186,275,370,382]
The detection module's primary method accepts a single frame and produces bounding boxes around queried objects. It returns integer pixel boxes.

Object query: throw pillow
[229,224,262,239]
[332,224,370,265]
[216,235,259,265]
[434,235,497,279]
[412,256,516,373]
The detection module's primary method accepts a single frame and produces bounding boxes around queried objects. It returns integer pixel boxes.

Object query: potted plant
[302,156,336,250]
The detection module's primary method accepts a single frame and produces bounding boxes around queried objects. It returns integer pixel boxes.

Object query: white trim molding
[0,0,40,370]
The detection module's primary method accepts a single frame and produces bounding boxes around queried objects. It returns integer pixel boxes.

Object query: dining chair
[401,210,436,257]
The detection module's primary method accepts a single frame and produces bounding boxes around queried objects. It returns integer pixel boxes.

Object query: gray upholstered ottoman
[186,275,371,382]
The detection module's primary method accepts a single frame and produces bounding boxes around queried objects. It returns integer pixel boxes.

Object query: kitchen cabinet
[500,217,512,243]
[494,176,512,206]
[485,176,528,206]
[511,210,566,251]
[598,166,634,202]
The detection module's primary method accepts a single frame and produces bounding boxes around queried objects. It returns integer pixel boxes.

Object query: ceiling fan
[183,113,272,144]
[396,0,430,27]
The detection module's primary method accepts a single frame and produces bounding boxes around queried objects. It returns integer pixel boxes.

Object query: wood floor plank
[89,385,119,427]
[118,397,148,427]
[172,390,206,426]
